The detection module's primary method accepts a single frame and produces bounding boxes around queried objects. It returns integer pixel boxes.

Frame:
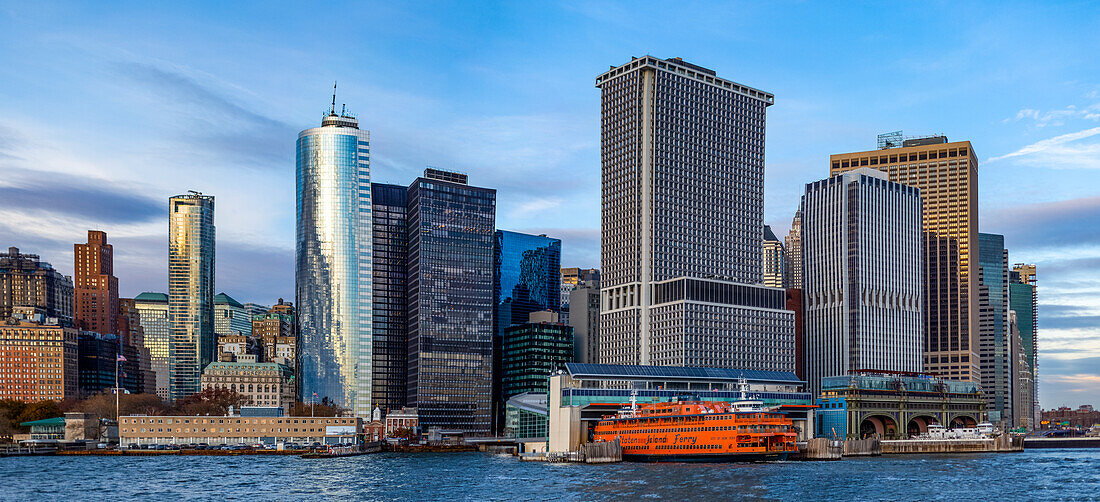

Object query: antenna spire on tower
[331,81,337,115]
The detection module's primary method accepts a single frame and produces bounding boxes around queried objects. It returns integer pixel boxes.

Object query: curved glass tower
[296,108,372,417]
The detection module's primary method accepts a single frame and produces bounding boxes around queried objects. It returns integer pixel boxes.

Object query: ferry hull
[623,452,790,463]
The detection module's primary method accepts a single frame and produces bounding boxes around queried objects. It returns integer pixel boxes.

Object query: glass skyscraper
[296,108,373,417]
[370,182,408,412]
[493,230,562,330]
[168,192,215,400]
[406,169,496,434]
[134,292,172,400]
[977,233,1011,425]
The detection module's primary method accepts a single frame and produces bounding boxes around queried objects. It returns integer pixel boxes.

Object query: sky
[0,1,1098,408]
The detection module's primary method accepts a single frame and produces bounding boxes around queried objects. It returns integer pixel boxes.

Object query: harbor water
[3,449,1097,500]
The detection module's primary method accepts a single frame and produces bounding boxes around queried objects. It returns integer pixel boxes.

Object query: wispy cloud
[511,197,561,218]
[111,62,296,169]
[986,126,1100,164]
[1005,104,1100,127]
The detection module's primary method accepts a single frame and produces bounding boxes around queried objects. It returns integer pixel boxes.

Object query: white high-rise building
[596,56,793,371]
[801,168,923,396]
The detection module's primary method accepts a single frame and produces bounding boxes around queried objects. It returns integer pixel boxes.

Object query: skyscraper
[494,231,562,333]
[596,56,793,370]
[74,230,119,336]
[762,225,784,288]
[1010,310,1034,429]
[296,103,373,417]
[977,233,1011,426]
[801,168,923,396]
[406,168,496,434]
[1010,263,1038,424]
[1,247,73,326]
[370,182,408,412]
[831,136,979,382]
[783,211,802,289]
[168,192,215,400]
[133,292,171,400]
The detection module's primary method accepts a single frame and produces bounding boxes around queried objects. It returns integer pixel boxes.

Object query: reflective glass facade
[978,233,1011,424]
[168,193,215,401]
[493,231,561,330]
[134,292,172,400]
[296,114,373,417]
[406,174,496,434]
[371,183,408,412]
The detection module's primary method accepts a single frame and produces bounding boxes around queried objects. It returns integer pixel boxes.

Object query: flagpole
[115,351,120,423]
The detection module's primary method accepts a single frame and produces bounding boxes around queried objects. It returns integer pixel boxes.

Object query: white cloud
[986,126,1100,165]
[511,197,562,218]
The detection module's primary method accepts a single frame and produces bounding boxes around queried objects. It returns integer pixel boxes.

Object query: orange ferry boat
[593,384,797,462]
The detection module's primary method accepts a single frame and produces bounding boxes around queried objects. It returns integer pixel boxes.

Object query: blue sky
[1,1,1098,408]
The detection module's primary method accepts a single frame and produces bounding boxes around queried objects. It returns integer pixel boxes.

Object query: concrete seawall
[882,434,1023,454]
[843,438,881,457]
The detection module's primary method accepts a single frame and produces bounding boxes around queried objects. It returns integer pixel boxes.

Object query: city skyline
[0,2,1098,406]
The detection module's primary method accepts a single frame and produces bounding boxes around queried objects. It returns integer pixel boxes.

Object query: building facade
[568,278,601,364]
[406,169,496,434]
[783,211,803,289]
[296,106,373,417]
[201,361,295,412]
[370,182,408,413]
[762,225,784,288]
[1010,264,1039,425]
[494,231,562,332]
[119,298,156,395]
[830,137,980,383]
[977,233,1012,426]
[816,371,985,440]
[73,231,119,336]
[214,293,250,338]
[800,168,923,397]
[133,292,172,400]
[119,415,360,445]
[501,312,574,400]
[1010,311,1034,429]
[1,247,73,326]
[0,310,79,402]
[560,268,599,311]
[78,331,118,397]
[597,56,792,370]
[168,192,216,401]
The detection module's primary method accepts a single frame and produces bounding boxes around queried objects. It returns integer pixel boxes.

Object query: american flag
[116,354,127,362]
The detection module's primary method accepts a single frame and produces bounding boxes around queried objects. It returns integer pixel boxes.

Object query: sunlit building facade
[168,192,215,401]
[296,108,373,417]
[831,137,980,383]
[134,292,172,400]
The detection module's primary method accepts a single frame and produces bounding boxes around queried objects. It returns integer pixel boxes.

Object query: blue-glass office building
[493,231,562,330]
[406,169,497,434]
[296,110,373,417]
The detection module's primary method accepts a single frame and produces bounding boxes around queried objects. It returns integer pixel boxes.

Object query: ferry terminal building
[547,363,815,453]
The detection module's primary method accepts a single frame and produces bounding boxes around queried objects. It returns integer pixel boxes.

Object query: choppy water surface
[3,449,1097,501]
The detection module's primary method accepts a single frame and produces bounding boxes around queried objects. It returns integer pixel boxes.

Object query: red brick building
[74,231,119,336]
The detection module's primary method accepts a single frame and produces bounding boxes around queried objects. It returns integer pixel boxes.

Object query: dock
[1024,437,1100,449]
[882,434,1023,454]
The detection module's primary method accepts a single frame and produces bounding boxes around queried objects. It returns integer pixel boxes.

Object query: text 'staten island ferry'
[593,381,797,462]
